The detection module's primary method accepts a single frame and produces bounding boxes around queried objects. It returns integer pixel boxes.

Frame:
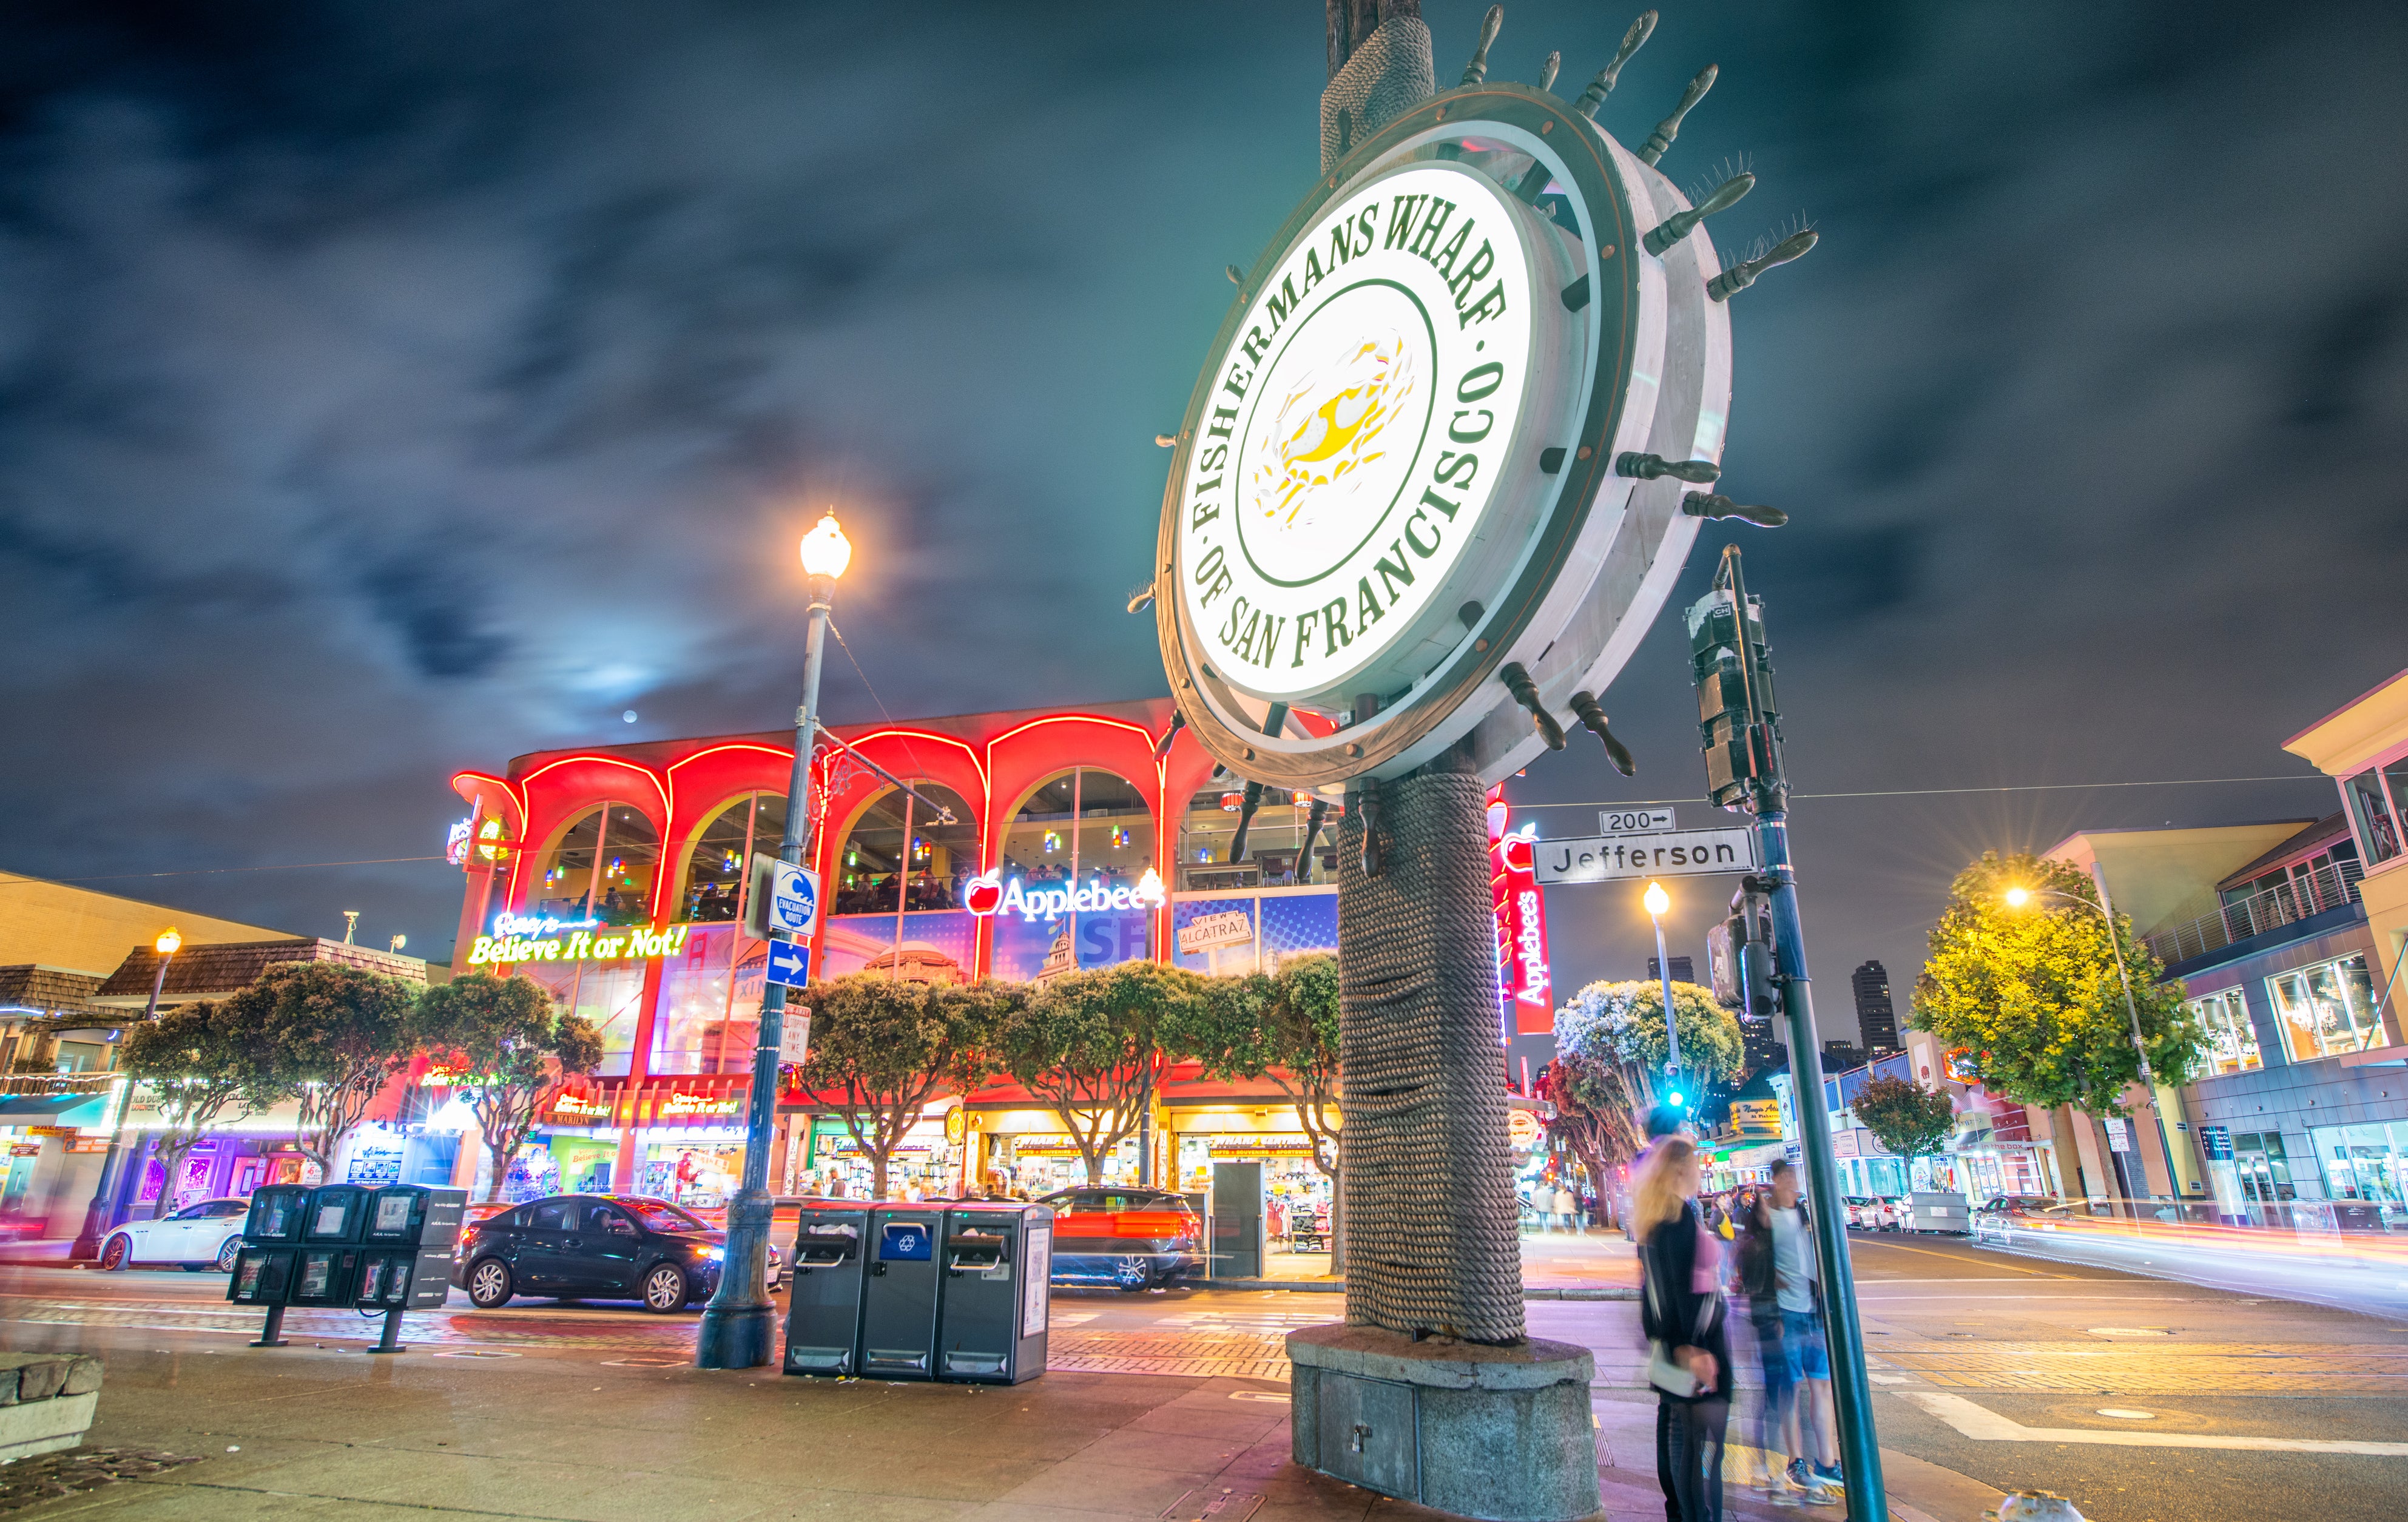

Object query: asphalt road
[1838,1228,2408,1522]
[6,1234,2405,1522]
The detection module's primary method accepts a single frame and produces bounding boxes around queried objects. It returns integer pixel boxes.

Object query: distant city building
[1739,1015,1786,1079]
[1647,955,1695,985]
[1821,1039,1869,1075]
[1852,960,1900,1054]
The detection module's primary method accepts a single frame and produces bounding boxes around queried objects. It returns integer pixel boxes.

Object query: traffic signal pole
[1692,544,1886,1520]
[1759,811,1886,1518]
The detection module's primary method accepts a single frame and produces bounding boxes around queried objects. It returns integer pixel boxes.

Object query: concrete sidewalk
[7,1319,1997,1522]
[1210,1233,1639,1297]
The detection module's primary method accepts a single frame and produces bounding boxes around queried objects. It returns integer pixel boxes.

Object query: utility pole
[1688,544,1887,1520]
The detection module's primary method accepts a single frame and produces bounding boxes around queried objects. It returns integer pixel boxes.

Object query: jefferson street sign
[1531,827,1759,884]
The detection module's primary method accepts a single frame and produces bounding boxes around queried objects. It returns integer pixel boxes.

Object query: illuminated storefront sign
[964,868,1165,923]
[1489,796,1553,1035]
[467,919,693,966]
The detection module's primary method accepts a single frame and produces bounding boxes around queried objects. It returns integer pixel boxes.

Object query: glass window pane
[2346,769,2401,864]
[528,803,662,927]
[835,784,976,916]
[678,793,783,924]
[652,924,740,1074]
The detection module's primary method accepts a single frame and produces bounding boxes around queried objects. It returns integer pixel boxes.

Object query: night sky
[3,2,2402,1014]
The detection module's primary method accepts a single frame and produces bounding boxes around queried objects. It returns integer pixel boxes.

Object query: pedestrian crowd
[1635,1129,1849,1522]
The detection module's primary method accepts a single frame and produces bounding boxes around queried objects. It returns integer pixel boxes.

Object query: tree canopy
[1001,961,1206,1187]
[1912,851,2200,1116]
[1554,979,1745,1093]
[414,972,603,1201]
[121,998,268,1218]
[1849,1074,1957,1162]
[238,961,422,1176]
[793,975,1011,1199]
[1179,954,1343,1179]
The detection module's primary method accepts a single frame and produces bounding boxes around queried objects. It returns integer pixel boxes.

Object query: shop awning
[0,1094,112,1128]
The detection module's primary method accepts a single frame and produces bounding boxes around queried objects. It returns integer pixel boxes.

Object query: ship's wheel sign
[1154,74,1798,790]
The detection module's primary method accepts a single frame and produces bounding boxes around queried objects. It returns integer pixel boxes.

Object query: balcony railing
[0,1072,117,1097]
[2143,856,2365,966]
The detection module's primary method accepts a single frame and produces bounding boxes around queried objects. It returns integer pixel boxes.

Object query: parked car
[1843,1196,1901,1231]
[450,1194,780,1312]
[100,1197,251,1272]
[1037,1187,1201,1290]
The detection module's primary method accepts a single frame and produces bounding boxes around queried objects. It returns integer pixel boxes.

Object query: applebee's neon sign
[965,868,1165,922]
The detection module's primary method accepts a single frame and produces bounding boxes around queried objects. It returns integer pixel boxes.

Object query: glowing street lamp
[1644,881,1684,1091]
[698,511,849,1370]
[72,927,181,1261]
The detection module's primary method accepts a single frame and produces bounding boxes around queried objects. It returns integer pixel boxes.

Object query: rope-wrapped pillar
[1335,758,1526,1345]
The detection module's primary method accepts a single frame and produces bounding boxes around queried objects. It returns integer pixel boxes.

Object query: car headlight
[698,1245,724,1261]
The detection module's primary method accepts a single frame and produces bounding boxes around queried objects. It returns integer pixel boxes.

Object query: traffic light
[1685,583,1782,808]
[1710,884,1782,1019]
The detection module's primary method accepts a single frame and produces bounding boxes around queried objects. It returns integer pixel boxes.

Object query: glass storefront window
[677,793,786,923]
[2267,953,2386,1060]
[1175,787,1334,892]
[2344,767,2401,865]
[833,783,978,917]
[2312,1122,2408,1222]
[528,803,662,926]
[2187,988,2262,1074]
[652,923,750,1074]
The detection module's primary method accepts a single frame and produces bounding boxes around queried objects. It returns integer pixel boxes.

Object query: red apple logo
[964,874,1003,915]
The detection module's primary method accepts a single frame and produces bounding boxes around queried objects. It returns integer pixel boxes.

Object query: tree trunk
[871,1145,892,1201]
[1324,1145,1346,1274]
[150,1136,198,1219]
[482,1134,514,1202]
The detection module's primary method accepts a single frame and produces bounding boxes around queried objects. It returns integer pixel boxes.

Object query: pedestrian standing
[1635,1135,1730,1522]
[1762,1160,1844,1501]
[1554,1182,1580,1234]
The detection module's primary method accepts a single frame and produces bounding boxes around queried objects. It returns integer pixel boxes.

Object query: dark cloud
[0,0,2399,1000]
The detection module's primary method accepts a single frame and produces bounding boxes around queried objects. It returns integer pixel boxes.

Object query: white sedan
[100,1197,250,1272]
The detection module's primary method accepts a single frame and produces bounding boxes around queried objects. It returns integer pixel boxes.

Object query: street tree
[241,961,422,1180]
[1848,1074,1958,1178]
[1179,955,1346,1250]
[1002,961,1206,1187]
[413,972,604,1202]
[1550,980,1742,1223]
[120,998,269,1219]
[1912,851,2201,1117]
[793,975,1009,1199]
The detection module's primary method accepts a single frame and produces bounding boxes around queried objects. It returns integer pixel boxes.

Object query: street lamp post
[1643,881,1684,1094]
[2003,875,2181,1196]
[71,927,179,1262]
[696,511,849,1370]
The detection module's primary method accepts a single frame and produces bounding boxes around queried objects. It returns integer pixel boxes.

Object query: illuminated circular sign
[1155,84,1734,788]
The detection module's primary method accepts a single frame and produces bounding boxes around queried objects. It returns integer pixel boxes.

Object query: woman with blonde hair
[1634,1134,1732,1522]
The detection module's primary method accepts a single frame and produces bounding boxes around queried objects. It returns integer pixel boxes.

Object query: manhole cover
[601,1358,685,1368]
[432,1349,519,1359]
[2096,1409,2156,1420]
[2088,1327,2171,1336]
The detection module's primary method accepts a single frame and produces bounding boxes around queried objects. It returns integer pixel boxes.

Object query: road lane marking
[1860,1241,2065,1277]
[1903,1390,2408,1454]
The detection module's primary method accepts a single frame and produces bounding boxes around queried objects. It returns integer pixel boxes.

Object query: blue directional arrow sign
[765,940,811,990]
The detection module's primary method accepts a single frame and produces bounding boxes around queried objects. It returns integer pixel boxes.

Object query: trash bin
[858,1205,946,1379]
[783,1204,872,1377]
[934,1203,1053,1384]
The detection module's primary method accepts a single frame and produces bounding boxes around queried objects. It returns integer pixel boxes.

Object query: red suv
[1038,1188,1201,1290]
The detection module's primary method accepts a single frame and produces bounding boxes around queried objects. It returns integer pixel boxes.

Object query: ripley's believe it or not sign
[1156,80,1736,791]
[465,913,693,966]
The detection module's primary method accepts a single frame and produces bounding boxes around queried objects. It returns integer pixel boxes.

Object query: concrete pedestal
[1286,1324,1601,1521]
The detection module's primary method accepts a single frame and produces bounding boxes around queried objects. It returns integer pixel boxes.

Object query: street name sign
[765,940,812,991]
[1599,806,1676,835]
[1531,826,1759,884]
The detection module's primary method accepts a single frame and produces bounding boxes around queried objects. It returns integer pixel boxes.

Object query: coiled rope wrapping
[1336,766,1528,1344]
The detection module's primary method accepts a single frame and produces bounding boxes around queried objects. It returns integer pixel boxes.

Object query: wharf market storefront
[450,700,1356,1200]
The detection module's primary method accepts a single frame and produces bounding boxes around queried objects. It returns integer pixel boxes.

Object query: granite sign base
[1285,1324,1602,1522]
